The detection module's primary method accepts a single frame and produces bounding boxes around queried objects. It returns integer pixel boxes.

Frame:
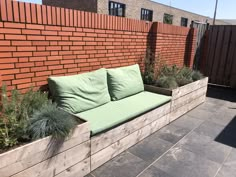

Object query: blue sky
[17,0,235,19]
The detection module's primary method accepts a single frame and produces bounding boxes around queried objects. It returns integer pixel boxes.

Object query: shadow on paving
[207,85,236,103]
[215,115,236,148]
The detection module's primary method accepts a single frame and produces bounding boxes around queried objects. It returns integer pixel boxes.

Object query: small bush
[176,67,193,86]
[156,76,178,89]
[192,70,204,81]
[159,65,179,77]
[27,104,78,140]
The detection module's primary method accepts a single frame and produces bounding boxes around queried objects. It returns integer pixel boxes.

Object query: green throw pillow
[48,68,110,114]
[107,64,144,100]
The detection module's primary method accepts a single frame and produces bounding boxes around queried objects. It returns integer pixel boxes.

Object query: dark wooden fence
[202,25,236,88]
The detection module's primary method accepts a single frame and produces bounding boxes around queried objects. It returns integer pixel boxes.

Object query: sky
[17,0,236,19]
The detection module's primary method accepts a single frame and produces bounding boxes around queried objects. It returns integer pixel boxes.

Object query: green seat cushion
[107,64,144,100]
[77,91,171,135]
[48,68,110,114]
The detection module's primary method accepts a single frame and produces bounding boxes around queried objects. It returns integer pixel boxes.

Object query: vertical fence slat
[13,1,20,22]
[229,27,236,87]
[217,26,231,85]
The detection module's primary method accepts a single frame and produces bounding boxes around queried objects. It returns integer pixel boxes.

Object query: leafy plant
[0,85,49,149]
[176,67,193,86]
[156,76,178,89]
[27,103,78,140]
[191,70,204,81]
[159,65,179,77]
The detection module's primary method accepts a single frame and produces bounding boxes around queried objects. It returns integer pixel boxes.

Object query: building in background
[43,0,229,26]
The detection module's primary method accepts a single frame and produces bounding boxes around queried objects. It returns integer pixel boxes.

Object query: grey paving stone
[92,151,149,177]
[215,165,236,177]
[128,134,173,164]
[194,121,225,139]
[153,147,220,177]
[186,108,215,121]
[84,174,94,177]
[155,124,191,144]
[176,131,232,163]
[138,166,173,177]
[198,101,223,112]
[171,114,203,130]
[223,148,236,169]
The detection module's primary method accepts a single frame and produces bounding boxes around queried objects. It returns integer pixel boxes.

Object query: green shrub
[27,103,78,140]
[155,76,178,89]
[0,85,49,149]
[191,70,204,81]
[159,65,179,77]
[176,67,193,86]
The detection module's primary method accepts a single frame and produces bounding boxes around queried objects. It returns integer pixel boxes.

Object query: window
[109,1,125,17]
[141,8,153,21]
[181,17,188,27]
[163,13,173,24]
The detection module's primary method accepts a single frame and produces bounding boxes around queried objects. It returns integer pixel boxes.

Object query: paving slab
[138,166,173,177]
[153,147,220,177]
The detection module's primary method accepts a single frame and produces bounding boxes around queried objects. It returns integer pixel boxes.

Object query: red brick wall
[0,0,196,92]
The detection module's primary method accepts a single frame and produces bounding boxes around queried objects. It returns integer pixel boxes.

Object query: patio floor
[86,86,236,177]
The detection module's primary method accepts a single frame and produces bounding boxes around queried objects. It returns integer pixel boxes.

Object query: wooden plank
[170,94,206,122]
[91,114,170,171]
[91,103,171,154]
[210,26,224,84]
[171,86,207,111]
[172,77,208,100]
[0,122,89,170]
[224,26,236,86]
[206,26,218,78]
[144,84,172,96]
[12,141,90,177]
[55,158,90,177]
[216,26,231,85]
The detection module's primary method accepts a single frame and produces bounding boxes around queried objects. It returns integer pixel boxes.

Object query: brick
[17,83,35,89]
[4,22,25,28]
[0,57,18,63]
[12,78,31,85]
[48,65,63,70]
[13,52,32,57]
[64,64,77,69]
[46,36,61,41]
[42,30,57,36]
[47,55,62,60]
[45,60,60,66]
[83,37,94,41]
[0,63,14,69]
[0,52,12,58]
[69,37,82,41]
[18,57,29,62]
[0,46,16,51]
[0,41,10,45]
[0,28,21,34]
[29,56,47,61]
[5,34,26,40]
[58,31,73,36]
[61,59,74,64]
[22,29,41,35]
[62,27,76,32]
[31,66,47,72]
[37,46,46,51]
[70,46,83,50]
[46,46,61,51]
[27,35,46,41]
[12,41,32,46]
[36,71,51,76]
[73,41,85,45]
[58,41,73,46]
[16,73,34,79]
[45,26,61,31]
[32,41,49,46]
[33,51,50,56]
[17,46,36,51]
[53,69,67,75]
[1,69,20,75]
[16,62,34,68]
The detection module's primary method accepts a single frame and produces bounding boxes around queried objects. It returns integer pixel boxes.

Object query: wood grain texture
[91,114,170,171]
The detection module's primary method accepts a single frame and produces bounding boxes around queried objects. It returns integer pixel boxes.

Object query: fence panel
[203,25,236,88]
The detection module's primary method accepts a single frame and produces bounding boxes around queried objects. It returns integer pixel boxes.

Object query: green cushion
[48,68,110,114]
[107,64,144,100]
[77,91,171,135]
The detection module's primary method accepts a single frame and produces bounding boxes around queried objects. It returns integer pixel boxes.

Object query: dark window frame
[108,1,126,17]
[181,17,188,27]
[163,13,173,24]
[140,8,153,21]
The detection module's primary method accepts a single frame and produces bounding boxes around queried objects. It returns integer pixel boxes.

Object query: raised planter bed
[145,77,208,122]
[0,120,91,177]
